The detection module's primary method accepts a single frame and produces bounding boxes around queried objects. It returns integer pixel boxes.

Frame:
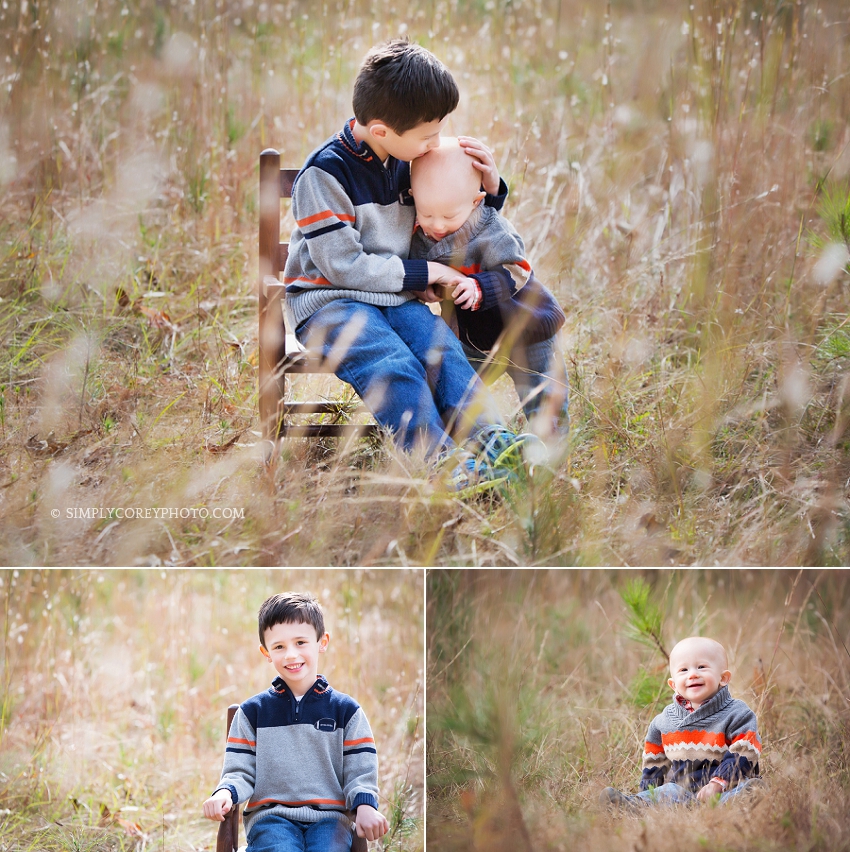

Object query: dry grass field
[426,568,850,851]
[0,568,424,851]
[1,1,850,565]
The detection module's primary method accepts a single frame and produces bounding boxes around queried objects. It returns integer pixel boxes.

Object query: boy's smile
[261,620,329,697]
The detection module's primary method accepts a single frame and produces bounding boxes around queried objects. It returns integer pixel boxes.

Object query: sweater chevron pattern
[214,675,379,835]
[639,686,761,793]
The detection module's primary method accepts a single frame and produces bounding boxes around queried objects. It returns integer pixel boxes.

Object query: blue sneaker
[466,426,543,481]
[436,447,509,495]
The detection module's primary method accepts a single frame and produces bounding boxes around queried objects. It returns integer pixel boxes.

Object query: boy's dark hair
[353,39,459,134]
[258,592,325,647]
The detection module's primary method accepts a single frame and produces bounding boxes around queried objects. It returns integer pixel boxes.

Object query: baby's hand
[355,804,389,841]
[202,789,233,822]
[458,136,500,196]
[452,277,481,311]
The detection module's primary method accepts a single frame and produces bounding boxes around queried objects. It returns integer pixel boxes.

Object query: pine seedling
[620,577,668,662]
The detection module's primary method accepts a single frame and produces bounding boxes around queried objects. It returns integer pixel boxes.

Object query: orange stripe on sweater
[297,210,356,227]
[249,797,346,807]
[228,737,256,746]
[661,730,727,748]
[730,731,761,751]
[344,737,375,746]
[643,742,664,755]
[283,275,332,286]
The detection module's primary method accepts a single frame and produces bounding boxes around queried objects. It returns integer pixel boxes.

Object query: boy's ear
[259,644,271,661]
[319,631,330,653]
[367,121,389,140]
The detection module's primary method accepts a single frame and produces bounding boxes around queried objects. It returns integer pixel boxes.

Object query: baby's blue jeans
[634,778,760,806]
[461,335,570,437]
[246,815,353,852]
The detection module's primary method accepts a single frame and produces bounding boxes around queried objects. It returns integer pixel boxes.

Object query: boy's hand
[427,261,467,288]
[202,789,233,821]
[419,283,448,303]
[355,804,389,841]
[452,278,481,311]
[458,136,500,196]
[696,779,723,802]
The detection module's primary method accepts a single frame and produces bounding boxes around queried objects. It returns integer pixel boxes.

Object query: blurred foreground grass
[1,1,850,564]
[0,568,424,851]
[427,569,850,851]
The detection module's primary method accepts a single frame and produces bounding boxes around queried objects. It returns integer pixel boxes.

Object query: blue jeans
[247,815,353,852]
[634,778,760,806]
[462,336,569,437]
[297,299,503,455]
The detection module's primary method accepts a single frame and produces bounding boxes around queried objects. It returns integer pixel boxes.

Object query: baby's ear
[667,677,676,691]
[472,190,486,207]
[721,669,732,686]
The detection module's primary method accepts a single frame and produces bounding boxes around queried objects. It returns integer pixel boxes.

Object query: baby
[409,138,569,440]
[601,636,762,809]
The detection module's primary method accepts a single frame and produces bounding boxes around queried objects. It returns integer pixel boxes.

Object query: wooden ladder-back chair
[216,703,369,852]
[258,148,379,444]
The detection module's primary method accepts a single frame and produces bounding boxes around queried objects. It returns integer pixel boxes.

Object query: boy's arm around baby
[287,165,430,296]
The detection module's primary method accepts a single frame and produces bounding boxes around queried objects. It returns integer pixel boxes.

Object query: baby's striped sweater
[214,675,379,835]
[640,685,761,792]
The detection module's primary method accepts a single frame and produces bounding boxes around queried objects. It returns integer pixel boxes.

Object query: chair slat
[284,402,369,416]
[279,423,380,438]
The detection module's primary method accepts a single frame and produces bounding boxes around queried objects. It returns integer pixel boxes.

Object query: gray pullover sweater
[640,685,761,792]
[214,675,379,835]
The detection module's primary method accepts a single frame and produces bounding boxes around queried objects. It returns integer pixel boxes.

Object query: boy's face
[667,637,731,708]
[365,116,446,162]
[260,620,329,697]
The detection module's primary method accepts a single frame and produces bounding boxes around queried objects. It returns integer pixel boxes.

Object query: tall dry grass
[0,1,849,565]
[426,568,850,851]
[0,568,424,851]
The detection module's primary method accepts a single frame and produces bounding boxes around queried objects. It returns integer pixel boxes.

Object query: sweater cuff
[484,178,509,211]
[214,785,239,804]
[351,792,379,811]
[401,259,429,291]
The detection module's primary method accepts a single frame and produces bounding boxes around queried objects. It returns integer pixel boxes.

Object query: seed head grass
[1,1,849,564]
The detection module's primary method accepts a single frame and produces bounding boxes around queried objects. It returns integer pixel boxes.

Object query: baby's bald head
[410,138,486,241]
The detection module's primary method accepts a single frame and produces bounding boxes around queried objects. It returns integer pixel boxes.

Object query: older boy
[409,138,569,439]
[601,636,762,809]
[284,39,533,483]
[202,593,388,851]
